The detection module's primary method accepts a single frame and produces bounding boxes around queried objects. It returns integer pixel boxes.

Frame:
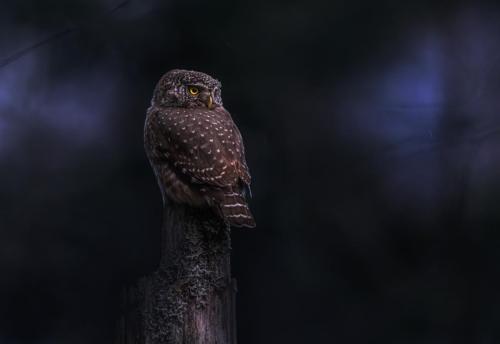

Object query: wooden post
[116,201,237,344]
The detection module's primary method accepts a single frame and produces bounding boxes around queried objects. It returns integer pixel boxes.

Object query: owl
[144,69,256,228]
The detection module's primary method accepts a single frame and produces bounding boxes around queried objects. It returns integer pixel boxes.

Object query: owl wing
[229,120,252,191]
[149,107,250,189]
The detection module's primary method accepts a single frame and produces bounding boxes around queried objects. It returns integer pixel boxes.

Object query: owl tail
[218,192,256,228]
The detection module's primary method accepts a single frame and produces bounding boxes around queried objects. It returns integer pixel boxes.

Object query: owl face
[152,69,223,109]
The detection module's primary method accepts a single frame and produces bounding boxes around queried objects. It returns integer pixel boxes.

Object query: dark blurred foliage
[2,0,500,343]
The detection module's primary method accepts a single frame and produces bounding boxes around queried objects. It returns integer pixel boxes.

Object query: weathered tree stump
[116,201,237,344]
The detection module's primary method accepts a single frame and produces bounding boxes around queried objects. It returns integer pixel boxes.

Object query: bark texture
[116,202,237,344]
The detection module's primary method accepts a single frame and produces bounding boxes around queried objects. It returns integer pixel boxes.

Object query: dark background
[2,0,500,343]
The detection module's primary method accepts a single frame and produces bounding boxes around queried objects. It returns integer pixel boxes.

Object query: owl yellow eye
[188,86,199,95]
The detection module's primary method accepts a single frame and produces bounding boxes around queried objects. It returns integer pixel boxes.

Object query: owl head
[152,69,223,109]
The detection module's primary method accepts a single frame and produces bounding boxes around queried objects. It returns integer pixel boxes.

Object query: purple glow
[0,51,121,157]
[334,31,445,146]
[331,10,500,210]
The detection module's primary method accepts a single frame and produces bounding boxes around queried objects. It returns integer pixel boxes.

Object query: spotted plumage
[144,69,255,228]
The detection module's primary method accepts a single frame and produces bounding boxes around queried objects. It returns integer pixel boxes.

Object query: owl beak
[200,90,215,109]
[206,95,214,109]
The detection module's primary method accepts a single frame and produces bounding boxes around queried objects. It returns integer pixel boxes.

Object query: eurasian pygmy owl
[144,69,255,228]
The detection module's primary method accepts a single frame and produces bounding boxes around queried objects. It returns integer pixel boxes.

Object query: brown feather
[144,73,255,228]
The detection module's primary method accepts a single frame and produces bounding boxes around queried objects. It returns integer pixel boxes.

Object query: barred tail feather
[219,192,256,228]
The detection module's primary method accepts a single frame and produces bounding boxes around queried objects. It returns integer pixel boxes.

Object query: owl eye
[188,86,199,95]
